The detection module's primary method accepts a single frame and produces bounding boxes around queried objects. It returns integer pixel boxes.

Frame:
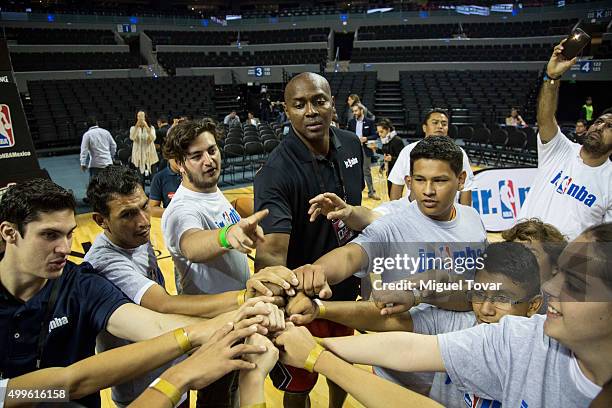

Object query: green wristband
[218,224,234,249]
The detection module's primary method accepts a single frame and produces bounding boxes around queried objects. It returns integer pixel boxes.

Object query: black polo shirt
[0,261,130,407]
[254,126,364,301]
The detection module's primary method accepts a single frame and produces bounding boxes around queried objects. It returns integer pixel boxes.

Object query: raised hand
[547,39,578,79]
[308,192,353,222]
[226,209,268,253]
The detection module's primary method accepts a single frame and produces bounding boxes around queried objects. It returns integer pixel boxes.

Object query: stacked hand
[233,298,286,335]
[286,292,319,325]
[246,265,299,305]
[167,323,266,391]
[274,324,319,370]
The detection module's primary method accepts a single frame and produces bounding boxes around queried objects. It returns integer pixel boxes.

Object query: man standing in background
[80,116,116,180]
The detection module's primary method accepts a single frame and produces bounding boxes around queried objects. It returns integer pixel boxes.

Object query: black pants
[196,371,238,408]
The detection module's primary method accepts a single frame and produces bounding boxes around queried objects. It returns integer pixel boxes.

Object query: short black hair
[582,222,612,290]
[410,135,463,175]
[376,118,394,131]
[86,165,142,217]
[576,119,588,126]
[423,108,449,126]
[482,241,541,296]
[0,179,76,236]
[163,118,221,164]
[87,116,97,128]
[157,115,168,123]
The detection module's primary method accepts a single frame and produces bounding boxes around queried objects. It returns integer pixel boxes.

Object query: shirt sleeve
[164,203,210,255]
[0,378,8,407]
[108,131,117,158]
[537,126,574,169]
[388,146,410,185]
[77,263,132,334]
[437,318,511,401]
[149,173,163,201]
[351,218,393,278]
[254,165,293,234]
[91,255,157,305]
[461,149,475,191]
[80,132,89,166]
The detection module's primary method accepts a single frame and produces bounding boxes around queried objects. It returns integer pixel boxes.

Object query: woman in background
[130,110,158,178]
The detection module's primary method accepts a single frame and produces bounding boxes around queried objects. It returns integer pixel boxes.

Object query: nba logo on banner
[0,104,15,148]
[498,180,518,219]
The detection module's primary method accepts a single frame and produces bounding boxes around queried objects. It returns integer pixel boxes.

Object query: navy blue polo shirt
[0,261,130,407]
[254,126,364,301]
[149,165,182,208]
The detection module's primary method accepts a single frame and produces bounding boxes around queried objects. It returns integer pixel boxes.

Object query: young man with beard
[517,41,612,240]
[315,222,612,407]
[254,72,365,408]
[286,241,543,408]
[84,165,288,407]
[161,118,280,408]
[0,180,259,407]
[387,109,474,204]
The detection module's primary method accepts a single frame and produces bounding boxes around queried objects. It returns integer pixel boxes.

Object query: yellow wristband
[313,336,324,346]
[237,289,247,306]
[240,404,266,408]
[314,298,326,318]
[149,377,181,406]
[173,328,192,354]
[304,343,325,373]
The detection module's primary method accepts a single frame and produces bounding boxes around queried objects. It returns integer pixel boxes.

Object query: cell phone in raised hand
[561,28,591,60]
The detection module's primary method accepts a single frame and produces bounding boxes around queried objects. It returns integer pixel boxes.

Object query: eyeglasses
[467,290,535,310]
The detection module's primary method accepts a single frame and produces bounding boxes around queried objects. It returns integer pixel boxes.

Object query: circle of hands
[181,193,418,390]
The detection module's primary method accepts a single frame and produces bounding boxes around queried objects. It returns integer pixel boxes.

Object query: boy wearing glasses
[286,241,542,408]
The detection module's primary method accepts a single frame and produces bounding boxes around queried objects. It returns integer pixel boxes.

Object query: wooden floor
[70,169,496,407]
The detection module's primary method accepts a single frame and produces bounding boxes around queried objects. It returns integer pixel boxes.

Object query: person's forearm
[322,300,413,332]
[537,79,560,142]
[238,372,266,406]
[5,331,186,406]
[314,243,365,285]
[181,229,228,263]
[314,351,443,408]
[389,184,404,200]
[459,191,472,206]
[151,291,240,318]
[129,365,189,408]
[344,205,381,231]
[322,332,444,373]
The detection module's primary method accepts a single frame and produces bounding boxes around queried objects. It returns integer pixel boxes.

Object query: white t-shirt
[387,141,475,196]
[84,233,174,406]
[0,378,7,408]
[162,184,250,295]
[517,127,612,240]
[438,314,601,407]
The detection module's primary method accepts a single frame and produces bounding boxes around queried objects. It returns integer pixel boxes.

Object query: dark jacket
[347,116,377,157]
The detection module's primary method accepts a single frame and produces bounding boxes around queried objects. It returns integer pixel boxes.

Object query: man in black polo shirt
[149,158,182,217]
[254,72,364,408]
[0,179,260,407]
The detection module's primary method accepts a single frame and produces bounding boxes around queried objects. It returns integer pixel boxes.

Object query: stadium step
[375,81,405,133]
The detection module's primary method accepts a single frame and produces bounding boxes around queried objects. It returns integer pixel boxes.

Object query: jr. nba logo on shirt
[0,104,15,148]
[498,180,518,219]
[550,170,597,207]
